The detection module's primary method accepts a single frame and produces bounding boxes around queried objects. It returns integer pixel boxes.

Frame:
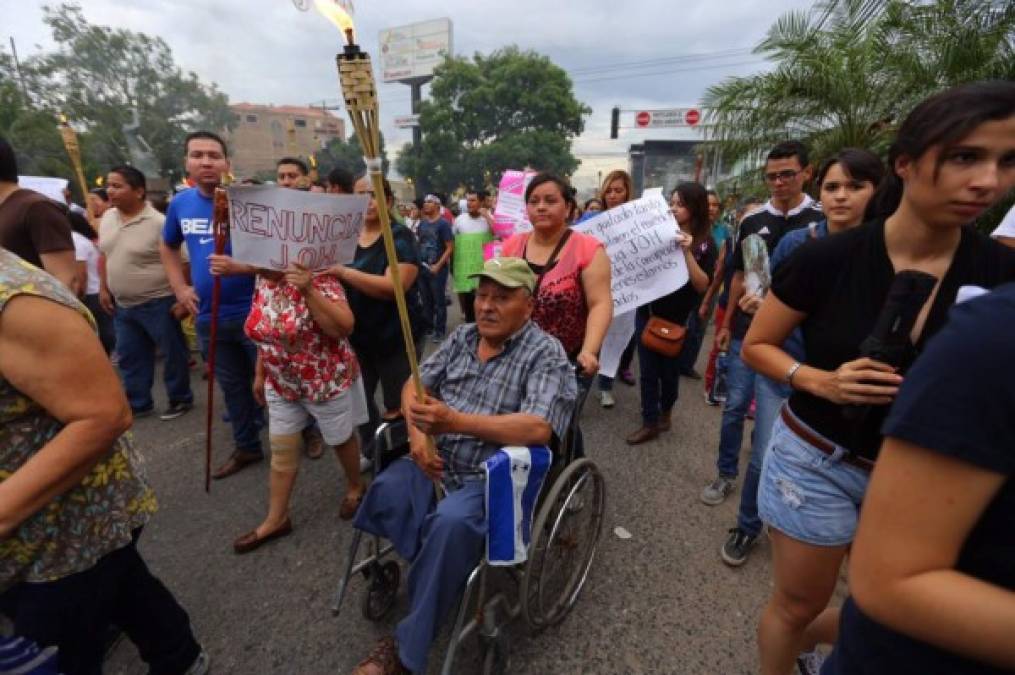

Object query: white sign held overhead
[634,108,702,128]
[19,176,68,203]
[379,18,453,83]
[227,186,368,271]
[394,114,421,128]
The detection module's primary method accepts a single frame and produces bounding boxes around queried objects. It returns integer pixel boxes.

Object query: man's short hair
[0,135,18,183]
[327,166,355,193]
[109,165,147,196]
[767,140,809,168]
[184,130,228,158]
[277,157,308,175]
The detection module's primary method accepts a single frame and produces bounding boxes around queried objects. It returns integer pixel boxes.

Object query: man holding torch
[160,131,264,479]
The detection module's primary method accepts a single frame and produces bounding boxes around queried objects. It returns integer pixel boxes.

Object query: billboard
[379,18,453,83]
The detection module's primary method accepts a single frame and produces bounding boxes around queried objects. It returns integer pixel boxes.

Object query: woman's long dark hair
[866,80,1015,220]
[525,172,578,215]
[673,181,711,246]
[816,148,884,188]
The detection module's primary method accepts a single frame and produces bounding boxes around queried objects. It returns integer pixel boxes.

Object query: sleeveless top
[501,230,603,357]
[0,249,156,589]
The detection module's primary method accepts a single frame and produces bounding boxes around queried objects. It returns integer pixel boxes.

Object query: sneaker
[704,389,720,407]
[131,406,154,419]
[160,401,193,421]
[721,527,758,566]
[700,475,735,505]
[183,649,210,675]
[600,391,615,408]
[796,649,826,675]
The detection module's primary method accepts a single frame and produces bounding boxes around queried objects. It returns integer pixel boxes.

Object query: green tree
[704,0,1015,186]
[320,131,389,177]
[2,2,234,189]
[397,47,590,193]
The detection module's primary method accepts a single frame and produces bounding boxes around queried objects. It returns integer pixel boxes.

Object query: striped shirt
[420,321,577,487]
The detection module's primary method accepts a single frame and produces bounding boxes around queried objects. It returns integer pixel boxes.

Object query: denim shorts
[758,411,870,547]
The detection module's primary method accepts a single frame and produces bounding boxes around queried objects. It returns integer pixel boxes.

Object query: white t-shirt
[71,231,101,295]
[453,213,491,236]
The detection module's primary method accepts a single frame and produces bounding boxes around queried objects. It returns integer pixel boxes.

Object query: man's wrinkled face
[474,279,533,341]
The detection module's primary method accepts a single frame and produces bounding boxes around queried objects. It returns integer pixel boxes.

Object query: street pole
[409,78,428,199]
[9,37,30,102]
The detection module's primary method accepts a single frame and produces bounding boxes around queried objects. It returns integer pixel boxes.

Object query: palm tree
[704,0,1015,188]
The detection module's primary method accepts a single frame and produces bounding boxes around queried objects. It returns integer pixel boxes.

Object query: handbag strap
[526,229,573,296]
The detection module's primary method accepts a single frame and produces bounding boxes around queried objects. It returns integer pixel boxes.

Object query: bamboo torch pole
[335,39,438,467]
[58,115,93,229]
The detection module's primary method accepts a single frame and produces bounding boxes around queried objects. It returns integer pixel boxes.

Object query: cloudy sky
[5,0,812,184]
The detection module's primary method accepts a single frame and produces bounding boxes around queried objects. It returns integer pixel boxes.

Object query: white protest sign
[19,176,68,203]
[992,204,1015,239]
[227,185,368,271]
[575,193,689,377]
[597,311,637,378]
[575,193,689,316]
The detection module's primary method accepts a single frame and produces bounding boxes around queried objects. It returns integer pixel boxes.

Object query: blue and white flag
[484,445,552,566]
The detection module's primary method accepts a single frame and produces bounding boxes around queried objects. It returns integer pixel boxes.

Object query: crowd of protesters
[0,78,1013,675]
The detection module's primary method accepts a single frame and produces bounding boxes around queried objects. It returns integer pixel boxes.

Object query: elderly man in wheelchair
[350,257,579,675]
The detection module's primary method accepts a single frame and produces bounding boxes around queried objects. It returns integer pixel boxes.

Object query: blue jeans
[114,296,192,412]
[636,312,680,425]
[196,317,263,455]
[678,308,708,375]
[355,459,485,673]
[715,339,755,479]
[430,266,449,336]
[736,374,790,537]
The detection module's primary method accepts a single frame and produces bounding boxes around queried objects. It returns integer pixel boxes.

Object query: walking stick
[204,187,230,493]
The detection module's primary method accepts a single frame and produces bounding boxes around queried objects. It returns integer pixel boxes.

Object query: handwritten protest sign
[452,231,494,292]
[227,185,367,271]
[491,170,536,239]
[575,192,689,377]
[575,192,688,316]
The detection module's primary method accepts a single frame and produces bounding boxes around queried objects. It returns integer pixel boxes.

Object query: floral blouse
[244,274,360,402]
[0,249,157,589]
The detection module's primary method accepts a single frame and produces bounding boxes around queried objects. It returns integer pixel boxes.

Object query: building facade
[225,103,346,179]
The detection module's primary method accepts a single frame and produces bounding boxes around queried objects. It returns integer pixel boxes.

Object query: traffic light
[610,106,620,140]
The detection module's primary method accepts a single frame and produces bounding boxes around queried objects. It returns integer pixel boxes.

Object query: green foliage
[0,2,233,193]
[705,0,1015,195]
[320,131,389,177]
[397,46,590,193]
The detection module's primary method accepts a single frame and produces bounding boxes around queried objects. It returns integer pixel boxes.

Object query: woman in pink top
[501,173,612,376]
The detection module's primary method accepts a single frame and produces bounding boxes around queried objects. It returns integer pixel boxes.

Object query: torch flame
[314,0,355,43]
[59,113,68,125]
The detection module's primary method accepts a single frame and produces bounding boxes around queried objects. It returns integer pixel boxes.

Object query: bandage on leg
[270,433,303,473]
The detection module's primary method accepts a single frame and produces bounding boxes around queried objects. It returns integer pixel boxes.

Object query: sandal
[232,518,292,554]
[339,491,364,520]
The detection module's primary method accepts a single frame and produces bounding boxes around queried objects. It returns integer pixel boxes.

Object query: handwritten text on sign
[227,186,368,271]
[575,193,688,316]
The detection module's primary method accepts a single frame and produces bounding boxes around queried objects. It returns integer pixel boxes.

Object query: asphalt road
[105,319,819,675]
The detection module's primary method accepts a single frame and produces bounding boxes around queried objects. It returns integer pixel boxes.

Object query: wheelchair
[332,375,604,674]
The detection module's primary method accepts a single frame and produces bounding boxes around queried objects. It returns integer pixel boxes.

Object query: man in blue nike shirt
[160,131,263,478]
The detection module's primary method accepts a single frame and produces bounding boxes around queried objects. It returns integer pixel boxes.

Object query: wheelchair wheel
[361,560,400,621]
[521,457,605,630]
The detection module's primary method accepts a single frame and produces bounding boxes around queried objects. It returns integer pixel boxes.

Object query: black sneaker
[160,401,193,421]
[721,527,758,567]
[131,406,155,419]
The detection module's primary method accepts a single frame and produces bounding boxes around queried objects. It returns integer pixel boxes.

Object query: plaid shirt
[420,320,577,488]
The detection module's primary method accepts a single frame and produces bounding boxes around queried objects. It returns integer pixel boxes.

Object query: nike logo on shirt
[199,237,214,245]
